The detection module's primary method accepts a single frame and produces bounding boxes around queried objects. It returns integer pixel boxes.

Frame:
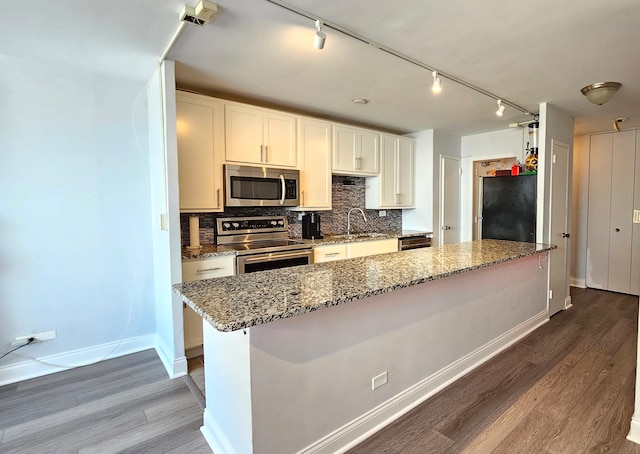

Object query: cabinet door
[296,117,332,210]
[225,104,263,164]
[358,130,380,174]
[182,256,236,350]
[314,244,347,263]
[379,134,398,207]
[397,137,415,207]
[333,125,358,173]
[176,94,224,212]
[348,238,398,258]
[263,111,297,167]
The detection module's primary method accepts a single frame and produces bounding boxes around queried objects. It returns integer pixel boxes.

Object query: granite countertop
[302,230,432,246]
[173,239,555,332]
[181,244,237,261]
[181,230,433,259]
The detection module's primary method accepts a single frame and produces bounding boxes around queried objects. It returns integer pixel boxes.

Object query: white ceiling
[3,0,639,136]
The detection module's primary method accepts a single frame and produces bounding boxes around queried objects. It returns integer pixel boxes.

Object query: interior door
[440,155,461,245]
[548,140,571,316]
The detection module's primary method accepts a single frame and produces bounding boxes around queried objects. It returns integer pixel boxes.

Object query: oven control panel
[217,216,288,235]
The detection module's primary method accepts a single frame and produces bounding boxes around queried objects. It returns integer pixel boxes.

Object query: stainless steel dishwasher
[398,235,431,251]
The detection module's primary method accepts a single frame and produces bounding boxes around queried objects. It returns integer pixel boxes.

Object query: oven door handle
[279,174,286,205]
[241,250,311,264]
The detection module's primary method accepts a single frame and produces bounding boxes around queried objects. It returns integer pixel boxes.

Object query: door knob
[562,233,570,238]
[615,228,620,232]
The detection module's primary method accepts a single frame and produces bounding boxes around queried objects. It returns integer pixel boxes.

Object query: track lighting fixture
[432,71,442,94]
[496,99,505,117]
[314,20,326,50]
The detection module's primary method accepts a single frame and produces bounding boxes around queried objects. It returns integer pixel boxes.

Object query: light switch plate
[633,210,640,224]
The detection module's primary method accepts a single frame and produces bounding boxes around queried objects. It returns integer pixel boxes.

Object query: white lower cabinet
[314,238,399,263]
[313,244,347,263]
[181,256,236,350]
[347,238,398,258]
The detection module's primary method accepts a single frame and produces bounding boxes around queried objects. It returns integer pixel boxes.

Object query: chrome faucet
[347,208,368,236]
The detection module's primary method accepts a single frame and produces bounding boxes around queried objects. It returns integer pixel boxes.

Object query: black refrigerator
[481,174,537,243]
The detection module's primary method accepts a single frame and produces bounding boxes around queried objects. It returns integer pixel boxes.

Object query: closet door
[586,130,637,293]
[608,130,636,293]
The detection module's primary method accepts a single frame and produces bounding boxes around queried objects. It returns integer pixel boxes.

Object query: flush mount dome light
[581,81,622,105]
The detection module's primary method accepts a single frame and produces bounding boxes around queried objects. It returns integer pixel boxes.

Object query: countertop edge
[174,241,556,332]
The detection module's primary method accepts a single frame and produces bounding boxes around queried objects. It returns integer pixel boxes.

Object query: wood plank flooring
[0,349,212,453]
[0,287,638,453]
[348,287,640,454]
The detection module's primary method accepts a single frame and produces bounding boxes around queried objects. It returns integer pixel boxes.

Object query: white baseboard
[298,310,549,454]
[570,277,586,288]
[155,334,188,379]
[0,334,156,386]
[201,408,245,454]
[628,416,640,445]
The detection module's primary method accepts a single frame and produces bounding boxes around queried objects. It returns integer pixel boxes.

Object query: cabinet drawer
[348,238,398,258]
[314,244,347,263]
[182,256,236,281]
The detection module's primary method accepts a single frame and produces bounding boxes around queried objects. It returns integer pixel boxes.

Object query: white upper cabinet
[366,134,415,209]
[225,103,297,167]
[332,124,380,175]
[291,116,332,211]
[176,91,225,212]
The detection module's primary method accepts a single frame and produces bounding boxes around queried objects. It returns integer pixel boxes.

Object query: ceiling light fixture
[314,20,326,49]
[432,71,442,94]
[266,0,532,116]
[496,100,505,117]
[581,81,622,105]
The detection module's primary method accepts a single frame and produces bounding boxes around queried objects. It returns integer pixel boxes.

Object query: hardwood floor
[1,288,638,453]
[348,287,640,454]
[0,349,212,453]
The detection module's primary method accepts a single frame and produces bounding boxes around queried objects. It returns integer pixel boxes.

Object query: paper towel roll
[189,216,200,248]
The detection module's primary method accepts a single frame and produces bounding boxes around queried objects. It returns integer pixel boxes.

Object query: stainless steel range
[216,216,313,274]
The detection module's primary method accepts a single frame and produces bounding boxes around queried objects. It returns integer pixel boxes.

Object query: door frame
[439,155,461,246]
[548,139,572,315]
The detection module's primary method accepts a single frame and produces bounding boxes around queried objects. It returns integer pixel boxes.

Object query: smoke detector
[180,0,218,26]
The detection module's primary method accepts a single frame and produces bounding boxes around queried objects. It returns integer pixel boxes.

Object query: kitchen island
[173,240,554,454]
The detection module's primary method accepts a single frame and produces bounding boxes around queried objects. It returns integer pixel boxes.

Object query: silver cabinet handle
[301,190,305,207]
[279,174,286,205]
[260,145,264,162]
[265,145,269,163]
[325,252,341,257]
[216,188,220,207]
[242,251,311,264]
[355,156,362,170]
[197,267,224,273]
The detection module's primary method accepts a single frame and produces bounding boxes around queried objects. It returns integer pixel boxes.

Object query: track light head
[314,20,326,49]
[432,71,442,94]
[496,99,505,117]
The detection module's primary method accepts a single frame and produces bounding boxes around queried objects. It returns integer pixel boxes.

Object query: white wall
[403,130,434,232]
[0,54,157,383]
[147,62,187,377]
[460,128,526,241]
[571,134,590,286]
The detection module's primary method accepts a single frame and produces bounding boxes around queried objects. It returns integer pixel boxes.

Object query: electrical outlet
[379,210,387,217]
[12,330,56,347]
[372,371,388,390]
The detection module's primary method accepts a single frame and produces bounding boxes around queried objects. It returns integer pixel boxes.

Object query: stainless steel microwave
[224,164,300,207]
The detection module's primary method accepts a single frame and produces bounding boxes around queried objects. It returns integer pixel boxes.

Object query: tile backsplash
[180,175,403,247]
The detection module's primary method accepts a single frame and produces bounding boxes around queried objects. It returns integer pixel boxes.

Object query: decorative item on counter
[511,162,521,176]
[188,215,201,250]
